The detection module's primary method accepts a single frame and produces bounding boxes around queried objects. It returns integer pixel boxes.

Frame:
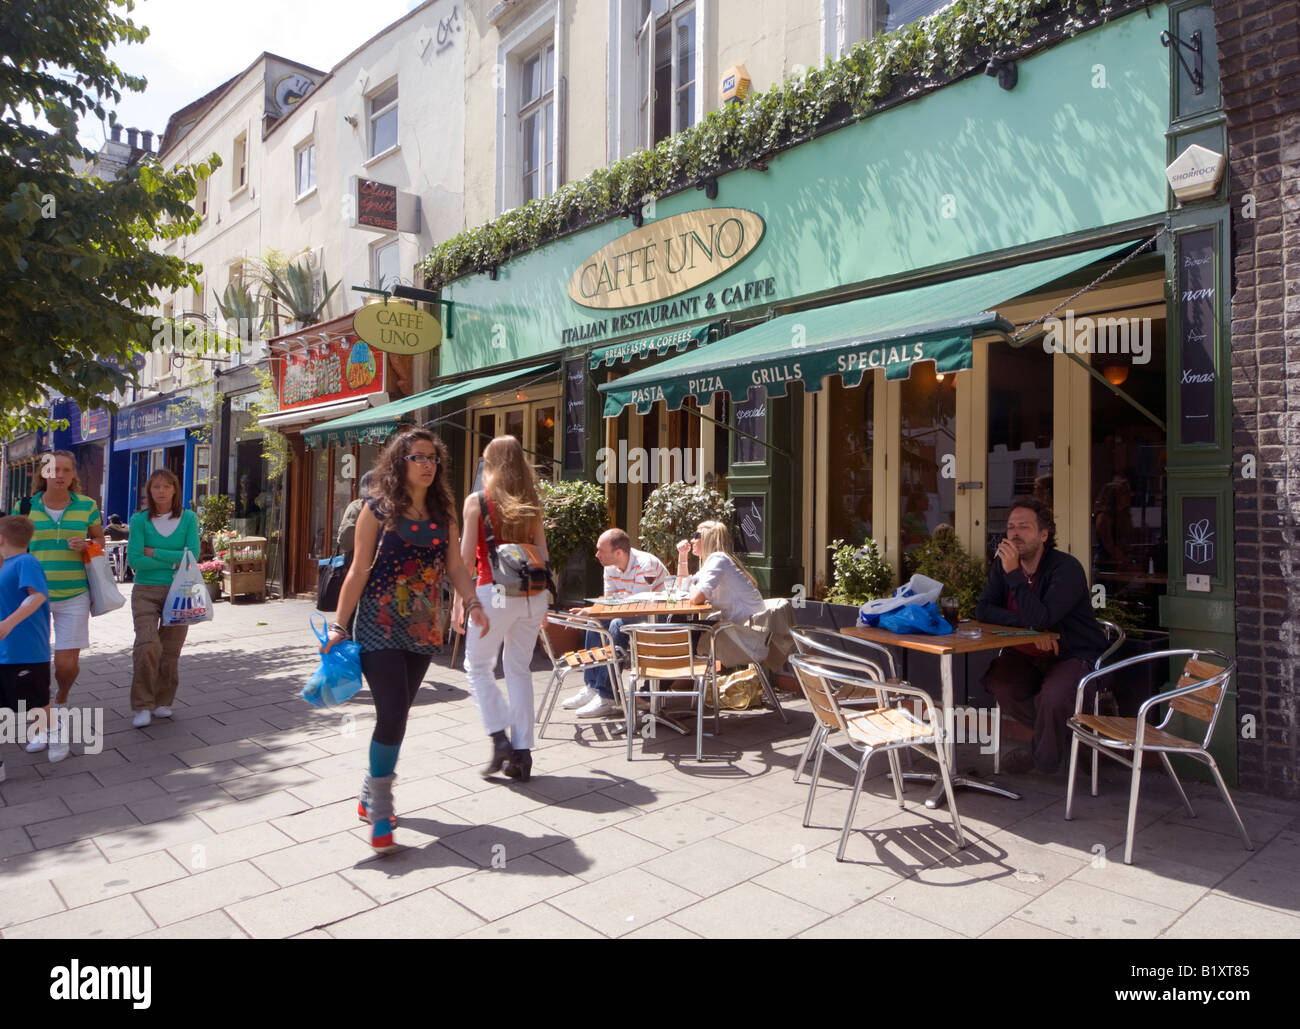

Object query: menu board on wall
[563,357,586,472]
[1179,229,1217,445]
[734,495,764,555]
[734,386,767,464]
[1182,496,1218,579]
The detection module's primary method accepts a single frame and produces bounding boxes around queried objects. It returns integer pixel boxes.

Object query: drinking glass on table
[663,576,678,604]
[940,596,961,628]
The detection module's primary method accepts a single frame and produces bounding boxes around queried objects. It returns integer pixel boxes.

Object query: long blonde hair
[482,436,542,541]
[697,519,759,589]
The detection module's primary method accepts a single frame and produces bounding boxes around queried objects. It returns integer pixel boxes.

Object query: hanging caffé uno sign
[568,208,765,310]
[352,300,442,355]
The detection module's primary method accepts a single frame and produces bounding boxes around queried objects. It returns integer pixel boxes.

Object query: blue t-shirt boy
[0,552,51,665]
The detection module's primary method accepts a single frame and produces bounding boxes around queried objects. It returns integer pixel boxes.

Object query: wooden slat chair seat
[791,654,965,862]
[790,628,903,784]
[624,622,719,763]
[1065,649,1253,865]
[535,613,626,739]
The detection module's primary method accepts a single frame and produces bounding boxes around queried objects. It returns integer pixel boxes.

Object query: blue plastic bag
[877,602,953,636]
[301,613,364,708]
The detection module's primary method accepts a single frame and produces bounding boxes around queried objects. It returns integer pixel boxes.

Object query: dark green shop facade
[435,3,1240,776]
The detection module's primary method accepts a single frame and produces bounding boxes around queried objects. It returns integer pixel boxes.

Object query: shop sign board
[1178,229,1217,445]
[567,209,765,310]
[117,391,208,442]
[563,357,585,472]
[277,335,386,413]
[352,301,441,355]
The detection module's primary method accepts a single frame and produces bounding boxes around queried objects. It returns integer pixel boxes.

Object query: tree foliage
[0,0,217,435]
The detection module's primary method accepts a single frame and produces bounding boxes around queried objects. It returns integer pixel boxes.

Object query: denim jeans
[583,617,627,699]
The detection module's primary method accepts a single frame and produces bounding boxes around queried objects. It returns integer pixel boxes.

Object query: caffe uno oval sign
[568,208,764,310]
[352,300,441,355]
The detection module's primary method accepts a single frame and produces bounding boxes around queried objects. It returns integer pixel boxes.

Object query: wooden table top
[841,619,1058,656]
[576,598,714,620]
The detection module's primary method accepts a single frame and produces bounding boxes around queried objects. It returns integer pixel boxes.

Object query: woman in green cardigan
[126,469,200,729]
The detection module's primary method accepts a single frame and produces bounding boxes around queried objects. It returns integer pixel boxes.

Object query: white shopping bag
[859,573,944,623]
[82,541,126,616]
[163,549,215,626]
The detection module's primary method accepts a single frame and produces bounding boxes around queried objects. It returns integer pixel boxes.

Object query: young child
[0,515,52,782]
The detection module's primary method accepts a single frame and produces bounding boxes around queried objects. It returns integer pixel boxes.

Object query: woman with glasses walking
[321,430,487,852]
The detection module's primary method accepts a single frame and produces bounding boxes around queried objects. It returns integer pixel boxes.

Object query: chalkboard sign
[734,386,766,464]
[1178,229,1217,445]
[563,357,586,472]
[734,495,764,554]
[1182,495,1217,578]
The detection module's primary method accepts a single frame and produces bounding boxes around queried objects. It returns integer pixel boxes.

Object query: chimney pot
[127,127,139,148]
[110,124,122,143]
[142,130,153,151]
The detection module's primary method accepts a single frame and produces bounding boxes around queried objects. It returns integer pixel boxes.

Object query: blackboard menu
[563,357,586,472]
[1179,229,1217,445]
[734,386,767,464]
[1182,495,1217,578]
[735,495,764,554]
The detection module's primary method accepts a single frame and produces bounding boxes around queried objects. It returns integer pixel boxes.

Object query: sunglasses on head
[692,531,702,540]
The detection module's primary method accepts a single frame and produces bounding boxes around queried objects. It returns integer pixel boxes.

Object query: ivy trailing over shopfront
[418,0,1148,289]
[245,367,291,479]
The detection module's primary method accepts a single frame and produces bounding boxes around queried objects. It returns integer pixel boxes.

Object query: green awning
[598,244,1129,416]
[588,322,720,369]
[304,363,555,449]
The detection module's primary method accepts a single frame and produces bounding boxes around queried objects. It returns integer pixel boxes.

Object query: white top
[694,551,764,624]
[43,505,66,521]
[151,514,180,536]
[604,547,668,595]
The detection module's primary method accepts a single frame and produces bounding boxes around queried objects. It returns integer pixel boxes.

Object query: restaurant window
[638,0,696,148]
[194,174,208,219]
[368,81,399,158]
[711,392,730,491]
[827,373,874,547]
[1090,319,1167,630]
[899,363,956,559]
[519,42,555,204]
[295,140,317,197]
[867,0,952,37]
[309,446,330,560]
[985,341,1054,560]
[372,238,400,291]
[467,390,562,489]
[232,131,247,192]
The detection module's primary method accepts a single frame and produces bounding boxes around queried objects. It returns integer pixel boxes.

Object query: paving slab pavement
[1,586,1297,939]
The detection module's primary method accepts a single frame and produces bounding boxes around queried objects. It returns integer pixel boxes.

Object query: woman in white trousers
[455,436,548,782]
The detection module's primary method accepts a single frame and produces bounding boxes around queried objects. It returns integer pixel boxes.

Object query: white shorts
[50,593,91,652]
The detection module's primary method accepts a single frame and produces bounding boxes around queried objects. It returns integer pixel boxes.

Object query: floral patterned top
[354,499,448,655]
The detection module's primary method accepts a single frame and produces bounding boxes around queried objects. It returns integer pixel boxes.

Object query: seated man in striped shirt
[565,529,667,719]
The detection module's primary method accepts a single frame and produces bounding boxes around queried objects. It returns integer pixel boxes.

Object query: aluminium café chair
[1065,648,1252,866]
[535,612,627,738]
[790,654,965,862]
[623,622,718,762]
[709,612,789,724]
[790,627,900,784]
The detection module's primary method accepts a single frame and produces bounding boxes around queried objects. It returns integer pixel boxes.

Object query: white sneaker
[25,731,47,753]
[132,709,152,728]
[577,696,622,719]
[152,706,173,719]
[48,727,70,763]
[561,685,597,711]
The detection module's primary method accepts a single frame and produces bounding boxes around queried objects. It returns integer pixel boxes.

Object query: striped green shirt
[13,493,101,601]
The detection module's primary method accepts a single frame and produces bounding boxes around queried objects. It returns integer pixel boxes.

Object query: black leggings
[361,649,433,747]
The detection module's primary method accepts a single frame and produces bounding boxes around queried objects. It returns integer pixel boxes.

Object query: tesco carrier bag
[162,549,215,626]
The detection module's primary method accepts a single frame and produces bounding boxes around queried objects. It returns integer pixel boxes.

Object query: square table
[841,619,1059,807]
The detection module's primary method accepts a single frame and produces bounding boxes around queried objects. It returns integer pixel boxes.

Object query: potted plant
[197,495,234,561]
[819,537,894,628]
[635,480,736,569]
[902,525,986,619]
[199,558,224,601]
[538,478,607,655]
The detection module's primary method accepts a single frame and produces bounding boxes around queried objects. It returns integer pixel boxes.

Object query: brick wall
[1214,0,1300,797]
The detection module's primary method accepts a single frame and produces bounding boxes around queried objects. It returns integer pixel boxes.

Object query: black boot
[482,730,512,778]
[503,749,532,783]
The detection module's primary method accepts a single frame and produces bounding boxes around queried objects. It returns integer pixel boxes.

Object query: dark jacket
[976,546,1106,664]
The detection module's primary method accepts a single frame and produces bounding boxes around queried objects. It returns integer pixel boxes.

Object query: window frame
[368,81,399,159]
[294,140,317,199]
[637,0,697,149]
[232,131,248,195]
[371,237,400,292]
[518,40,557,205]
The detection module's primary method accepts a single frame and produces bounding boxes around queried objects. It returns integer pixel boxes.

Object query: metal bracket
[351,284,455,338]
[1160,29,1204,95]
